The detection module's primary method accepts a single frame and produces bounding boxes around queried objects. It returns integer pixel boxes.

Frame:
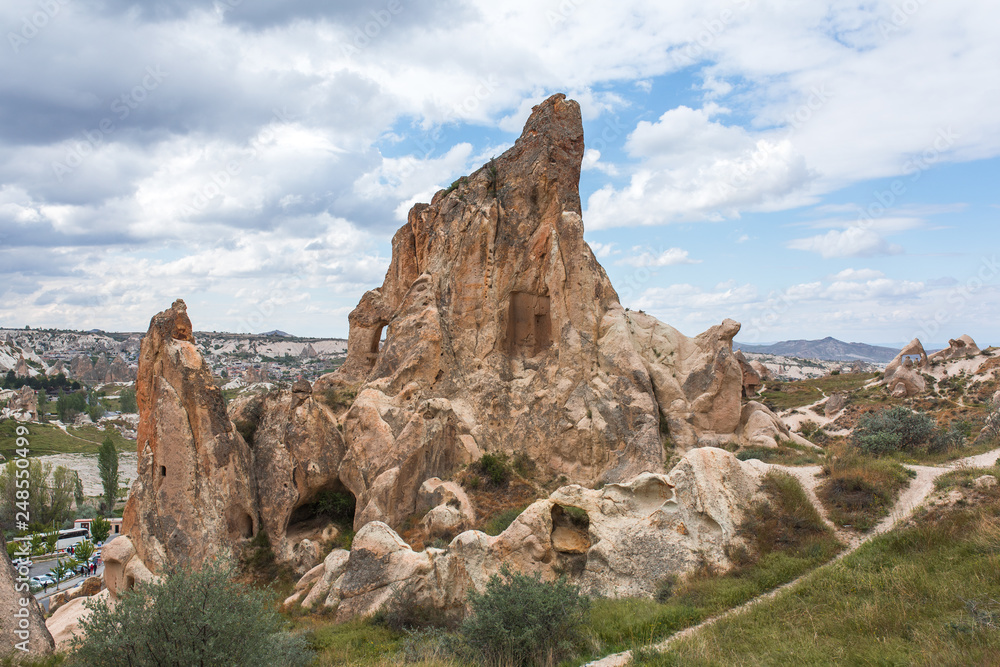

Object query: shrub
[70,557,312,667]
[461,564,590,667]
[320,387,356,411]
[851,406,934,455]
[477,453,511,487]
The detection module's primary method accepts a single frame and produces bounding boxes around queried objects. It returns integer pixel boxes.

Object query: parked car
[29,575,54,586]
[12,558,33,567]
[47,570,71,582]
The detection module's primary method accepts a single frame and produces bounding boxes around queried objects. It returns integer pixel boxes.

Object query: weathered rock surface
[882,338,928,397]
[1,532,55,659]
[46,589,114,652]
[322,94,666,530]
[735,350,762,397]
[737,401,811,448]
[415,478,476,541]
[2,386,38,422]
[824,393,847,418]
[750,360,772,382]
[929,335,981,363]
[121,300,259,572]
[48,576,103,614]
[13,355,30,378]
[287,448,765,619]
[229,384,347,571]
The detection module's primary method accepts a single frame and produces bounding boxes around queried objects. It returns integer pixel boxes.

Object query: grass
[0,419,134,459]
[634,473,1000,666]
[759,372,878,412]
[296,616,460,666]
[560,472,843,665]
[736,440,823,466]
[934,466,1000,492]
[817,448,914,531]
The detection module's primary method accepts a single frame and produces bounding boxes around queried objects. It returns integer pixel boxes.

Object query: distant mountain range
[734,337,901,363]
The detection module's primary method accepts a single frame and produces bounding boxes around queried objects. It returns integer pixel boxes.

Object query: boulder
[288,448,765,619]
[121,300,259,573]
[737,401,806,448]
[824,393,847,418]
[929,335,981,362]
[882,339,928,397]
[48,576,103,614]
[734,350,762,397]
[1,532,55,659]
[46,589,114,652]
[973,475,997,489]
[750,360,772,382]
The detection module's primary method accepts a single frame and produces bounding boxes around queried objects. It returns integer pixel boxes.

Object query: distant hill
[734,336,900,363]
[259,329,292,337]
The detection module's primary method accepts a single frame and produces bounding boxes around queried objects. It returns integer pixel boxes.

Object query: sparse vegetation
[818,448,913,531]
[635,473,1000,665]
[736,440,822,466]
[483,504,528,536]
[320,387,357,412]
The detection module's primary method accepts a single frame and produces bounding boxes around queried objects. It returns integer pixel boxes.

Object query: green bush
[477,453,511,487]
[70,557,311,667]
[851,406,934,455]
[461,564,589,667]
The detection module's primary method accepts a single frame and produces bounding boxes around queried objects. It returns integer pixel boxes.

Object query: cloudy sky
[1,0,997,346]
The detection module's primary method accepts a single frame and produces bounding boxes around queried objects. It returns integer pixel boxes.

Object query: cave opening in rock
[225,506,255,540]
[159,465,166,478]
[286,480,357,539]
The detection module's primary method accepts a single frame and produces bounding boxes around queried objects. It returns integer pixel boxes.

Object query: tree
[73,470,86,509]
[46,465,76,525]
[0,459,73,532]
[119,387,137,413]
[98,436,120,515]
[90,515,111,544]
[45,531,59,555]
[51,558,71,583]
[73,540,95,566]
[70,558,313,667]
[28,533,46,556]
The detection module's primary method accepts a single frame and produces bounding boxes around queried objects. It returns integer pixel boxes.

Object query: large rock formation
[316,94,770,531]
[928,335,981,363]
[229,380,347,570]
[286,447,765,618]
[121,300,259,571]
[882,338,928,397]
[1,532,55,659]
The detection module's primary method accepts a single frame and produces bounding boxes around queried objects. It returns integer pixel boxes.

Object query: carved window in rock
[506,292,552,357]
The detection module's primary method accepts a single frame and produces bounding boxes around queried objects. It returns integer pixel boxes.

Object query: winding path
[584,446,1000,667]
